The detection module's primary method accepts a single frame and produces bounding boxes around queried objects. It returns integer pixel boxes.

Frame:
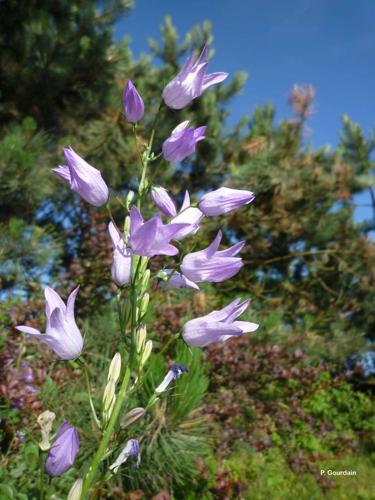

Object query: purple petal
[66,286,80,323]
[52,165,71,183]
[44,287,66,320]
[15,326,42,336]
[201,72,229,92]
[183,318,241,347]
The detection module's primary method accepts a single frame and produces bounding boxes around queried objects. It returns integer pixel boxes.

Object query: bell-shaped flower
[108,222,132,286]
[128,206,188,257]
[171,191,204,240]
[183,298,259,347]
[199,187,255,216]
[53,147,109,207]
[16,286,83,360]
[151,189,203,240]
[162,121,206,163]
[181,230,244,283]
[155,364,188,393]
[123,80,144,123]
[109,439,140,473]
[151,187,178,217]
[158,269,199,291]
[45,421,80,477]
[163,45,228,109]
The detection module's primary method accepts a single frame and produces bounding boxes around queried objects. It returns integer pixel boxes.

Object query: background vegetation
[0,1,374,498]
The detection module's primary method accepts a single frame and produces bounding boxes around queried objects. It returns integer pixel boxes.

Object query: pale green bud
[140,340,152,367]
[139,256,149,274]
[124,216,131,237]
[67,478,83,500]
[125,190,135,211]
[140,269,150,294]
[107,353,121,384]
[136,324,147,354]
[140,293,149,318]
[103,379,116,413]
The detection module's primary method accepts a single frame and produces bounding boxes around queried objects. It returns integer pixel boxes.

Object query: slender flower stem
[83,365,101,429]
[81,367,131,499]
[39,449,45,500]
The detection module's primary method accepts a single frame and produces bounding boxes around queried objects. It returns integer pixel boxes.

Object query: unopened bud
[37,410,56,451]
[103,379,116,415]
[107,353,121,383]
[141,269,150,294]
[136,324,147,354]
[125,190,135,211]
[140,293,149,318]
[140,340,152,367]
[67,478,83,500]
[139,256,149,274]
[124,216,131,237]
[121,407,146,428]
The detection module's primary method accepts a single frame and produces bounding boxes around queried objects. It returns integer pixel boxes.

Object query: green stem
[83,365,101,429]
[81,367,131,499]
[39,449,45,500]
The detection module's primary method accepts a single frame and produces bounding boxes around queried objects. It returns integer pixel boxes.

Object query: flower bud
[107,353,121,384]
[125,190,135,211]
[123,80,144,123]
[124,216,131,238]
[140,293,149,318]
[67,479,83,500]
[121,407,146,428]
[140,269,150,294]
[140,340,152,367]
[136,324,147,354]
[103,379,116,423]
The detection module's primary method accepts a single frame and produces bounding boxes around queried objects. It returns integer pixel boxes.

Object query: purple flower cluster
[15,43,259,483]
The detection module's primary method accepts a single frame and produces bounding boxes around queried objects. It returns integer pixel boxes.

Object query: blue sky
[116,0,375,222]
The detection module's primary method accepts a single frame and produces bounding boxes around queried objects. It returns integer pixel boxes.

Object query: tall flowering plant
[16,48,258,498]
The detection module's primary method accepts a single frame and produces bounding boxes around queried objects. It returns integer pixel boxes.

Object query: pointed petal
[52,165,71,184]
[67,286,80,322]
[108,221,121,248]
[232,320,259,333]
[15,326,42,336]
[205,230,222,258]
[180,191,191,211]
[171,120,190,135]
[44,287,66,320]
[216,241,245,257]
[130,206,144,237]
[201,72,229,92]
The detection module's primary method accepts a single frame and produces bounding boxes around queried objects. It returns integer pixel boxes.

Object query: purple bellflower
[45,421,80,477]
[183,298,259,347]
[170,191,204,240]
[108,222,132,286]
[180,230,244,284]
[199,187,255,216]
[109,439,140,473]
[163,45,228,109]
[155,364,188,393]
[162,121,207,163]
[151,189,203,240]
[123,80,144,123]
[158,269,200,291]
[53,147,109,207]
[16,286,83,360]
[151,187,178,217]
[128,206,188,257]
